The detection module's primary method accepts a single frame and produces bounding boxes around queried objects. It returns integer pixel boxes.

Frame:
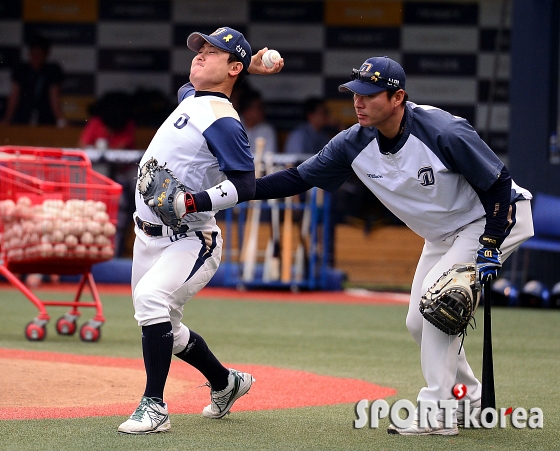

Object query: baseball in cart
[0,146,122,342]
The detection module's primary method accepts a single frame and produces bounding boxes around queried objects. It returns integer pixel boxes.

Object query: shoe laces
[130,397,151,421]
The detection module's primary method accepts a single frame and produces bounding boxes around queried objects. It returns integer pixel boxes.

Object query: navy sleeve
[203,117,254,172]
[414,114,504,191]
[224,170,255,202]
[177,82,195,103]
[254,167,313,200]
[478,166,512,242]
[297,127,362,191]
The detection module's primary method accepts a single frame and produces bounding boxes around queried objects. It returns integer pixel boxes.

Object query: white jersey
[136,89,253,231]
[298,102,531,242]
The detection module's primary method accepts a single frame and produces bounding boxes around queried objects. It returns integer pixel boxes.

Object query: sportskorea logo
[354,384,543,430]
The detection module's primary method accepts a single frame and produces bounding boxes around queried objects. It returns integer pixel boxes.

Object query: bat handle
[481,282,496,417]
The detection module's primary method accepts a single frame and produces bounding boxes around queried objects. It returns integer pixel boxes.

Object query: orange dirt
[0,348,397,420]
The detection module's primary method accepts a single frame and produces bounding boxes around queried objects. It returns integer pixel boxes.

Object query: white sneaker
[118,396,171,434]
[457,401,481,427]
[202,369,255,419]
[387,419,458,436]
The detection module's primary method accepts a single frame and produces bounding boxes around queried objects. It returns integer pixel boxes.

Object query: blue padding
[60,258,132,284]
[59,259,345,291]
[520,238,560,252]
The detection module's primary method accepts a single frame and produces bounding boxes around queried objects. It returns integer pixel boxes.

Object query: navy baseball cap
[339,56,406,96]
[187,27,252,72]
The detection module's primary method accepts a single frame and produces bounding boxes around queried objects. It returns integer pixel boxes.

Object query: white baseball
[39,242,53,258]
[81,231,94,245]
[65,234,79,248]
[88,245,99,259]
[102,221,116,237]
[37,218,54,235]
[59,220,73,236]
[74,244,87,258]
[94,201,107,212]
[73,218,86,237]
[54,243,68,257]
[94,234,110,246]
[262,49,281,69]
[86,220,102,236]
[17,196,32,208]
[51,229,65,243]
[93,211,109,223]
[100,245,114,259]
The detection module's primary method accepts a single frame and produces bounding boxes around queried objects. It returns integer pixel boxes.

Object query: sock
[174,330,230,391]
[142,322,173,402]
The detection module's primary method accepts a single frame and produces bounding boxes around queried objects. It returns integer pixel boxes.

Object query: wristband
[184,192,197,214]
[205,179,238,211]
[479,234,501,248]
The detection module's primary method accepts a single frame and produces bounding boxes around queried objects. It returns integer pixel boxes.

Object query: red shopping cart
[0,146,122,342]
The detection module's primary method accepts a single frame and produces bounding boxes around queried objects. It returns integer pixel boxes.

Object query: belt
[135,216,188,237]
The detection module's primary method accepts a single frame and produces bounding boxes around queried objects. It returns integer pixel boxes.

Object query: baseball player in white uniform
[248,57,534,435]
[118,27,283,434]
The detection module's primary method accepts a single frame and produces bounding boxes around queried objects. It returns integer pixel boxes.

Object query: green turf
[0,287,559,450]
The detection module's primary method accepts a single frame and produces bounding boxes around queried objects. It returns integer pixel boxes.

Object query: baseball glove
[137,157,186,231]
[419,263,481,336]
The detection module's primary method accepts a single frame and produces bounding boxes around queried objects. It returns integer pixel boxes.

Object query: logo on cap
[223,34,233,42]
[211,28,227,36]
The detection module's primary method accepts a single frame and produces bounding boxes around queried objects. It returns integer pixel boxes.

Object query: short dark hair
[228,53,246,88]
[303,97,326,117]
[387,89,408,103]
[28,35,51,53]
[238,88,262,114]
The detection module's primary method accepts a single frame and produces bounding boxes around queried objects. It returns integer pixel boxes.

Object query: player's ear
[229,61,243,77]
[394,89,405,107]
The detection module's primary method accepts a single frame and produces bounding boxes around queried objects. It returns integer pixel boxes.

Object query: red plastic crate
[0,146,122,275]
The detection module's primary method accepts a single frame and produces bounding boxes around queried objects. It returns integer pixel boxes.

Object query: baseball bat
[281,195,293,283]
[294,191,312,282]
[481,282,496,419]
[262,152,281,282]
[241,137,266,283]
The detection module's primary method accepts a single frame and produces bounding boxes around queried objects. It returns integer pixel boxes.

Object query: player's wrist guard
[184,192,197,214]
[476,235,503,283]
[174,191,197,218]
[479,234,502,249]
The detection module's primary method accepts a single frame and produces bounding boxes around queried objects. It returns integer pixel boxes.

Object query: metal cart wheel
[55,316,77,336]
[79,323,101,342]
[25,321,47,341]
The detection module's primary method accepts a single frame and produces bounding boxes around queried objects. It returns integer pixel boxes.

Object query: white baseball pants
[131,226,222,355]
[405,200,534,407]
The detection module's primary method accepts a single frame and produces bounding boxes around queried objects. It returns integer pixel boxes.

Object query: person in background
[79,91,137,257]
[2,35,66,127]
[283,97,333,155]
[238,88,278,156]
[78,92,136,150]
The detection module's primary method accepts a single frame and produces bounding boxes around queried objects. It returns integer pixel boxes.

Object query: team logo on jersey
[418,167,435,186]
[174,113,190,129]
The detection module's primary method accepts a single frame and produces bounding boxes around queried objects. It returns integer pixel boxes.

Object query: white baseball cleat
[387,419,458,436]
[457,400,481,427]
[202,368,255,419]
[118,396,171,434]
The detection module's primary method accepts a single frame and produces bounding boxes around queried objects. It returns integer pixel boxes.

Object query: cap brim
[338,80,388,96]
[187,32,227,53]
